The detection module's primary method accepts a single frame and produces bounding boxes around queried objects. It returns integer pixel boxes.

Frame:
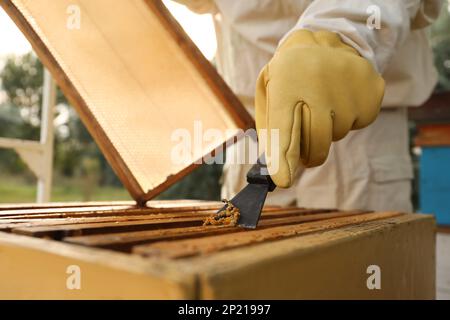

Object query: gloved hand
[255,30,385,188]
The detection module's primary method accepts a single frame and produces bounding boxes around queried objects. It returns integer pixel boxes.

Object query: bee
[203,199,240,227]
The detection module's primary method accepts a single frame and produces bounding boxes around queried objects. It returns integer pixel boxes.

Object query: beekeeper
[174,0,442,212]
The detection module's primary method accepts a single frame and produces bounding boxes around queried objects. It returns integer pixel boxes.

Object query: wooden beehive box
[0,202,436,299]
[0,0,436,299]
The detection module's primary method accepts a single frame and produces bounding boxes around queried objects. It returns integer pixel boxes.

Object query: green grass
[0,163,223,204]
[0,174,131,203]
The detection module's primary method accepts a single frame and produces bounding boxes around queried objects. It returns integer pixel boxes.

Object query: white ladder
[0,69,56,202]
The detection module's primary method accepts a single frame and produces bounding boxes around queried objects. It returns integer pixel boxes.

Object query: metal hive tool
[216,155,276,229]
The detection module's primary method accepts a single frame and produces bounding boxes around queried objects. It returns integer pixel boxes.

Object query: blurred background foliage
[0,5,449,203]
[430,1,450,92]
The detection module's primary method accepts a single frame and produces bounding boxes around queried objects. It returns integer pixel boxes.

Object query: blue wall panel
[420,147,450,226]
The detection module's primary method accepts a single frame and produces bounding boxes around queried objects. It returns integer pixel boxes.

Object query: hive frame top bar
[1,0,254,205]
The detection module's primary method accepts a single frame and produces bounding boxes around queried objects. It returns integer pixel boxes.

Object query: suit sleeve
[284,0,443,73]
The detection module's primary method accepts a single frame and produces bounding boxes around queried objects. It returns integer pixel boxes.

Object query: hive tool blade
[217,155,276,229]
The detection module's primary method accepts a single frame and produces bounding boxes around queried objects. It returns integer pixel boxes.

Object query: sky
[0,8,31,57]
[0,0,217,60]
[163,0,217,60]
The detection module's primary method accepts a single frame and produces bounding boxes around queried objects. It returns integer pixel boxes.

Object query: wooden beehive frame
[0,201,401,257]
[0,201,435,299]
[0,0,254,204]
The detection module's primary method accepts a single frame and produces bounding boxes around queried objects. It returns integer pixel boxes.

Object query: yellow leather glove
[255,30,385,188]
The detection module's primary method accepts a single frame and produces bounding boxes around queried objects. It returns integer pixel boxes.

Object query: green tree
[429,4,450,91]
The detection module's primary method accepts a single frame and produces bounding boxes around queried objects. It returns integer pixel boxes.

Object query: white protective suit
[174,0,442,212]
